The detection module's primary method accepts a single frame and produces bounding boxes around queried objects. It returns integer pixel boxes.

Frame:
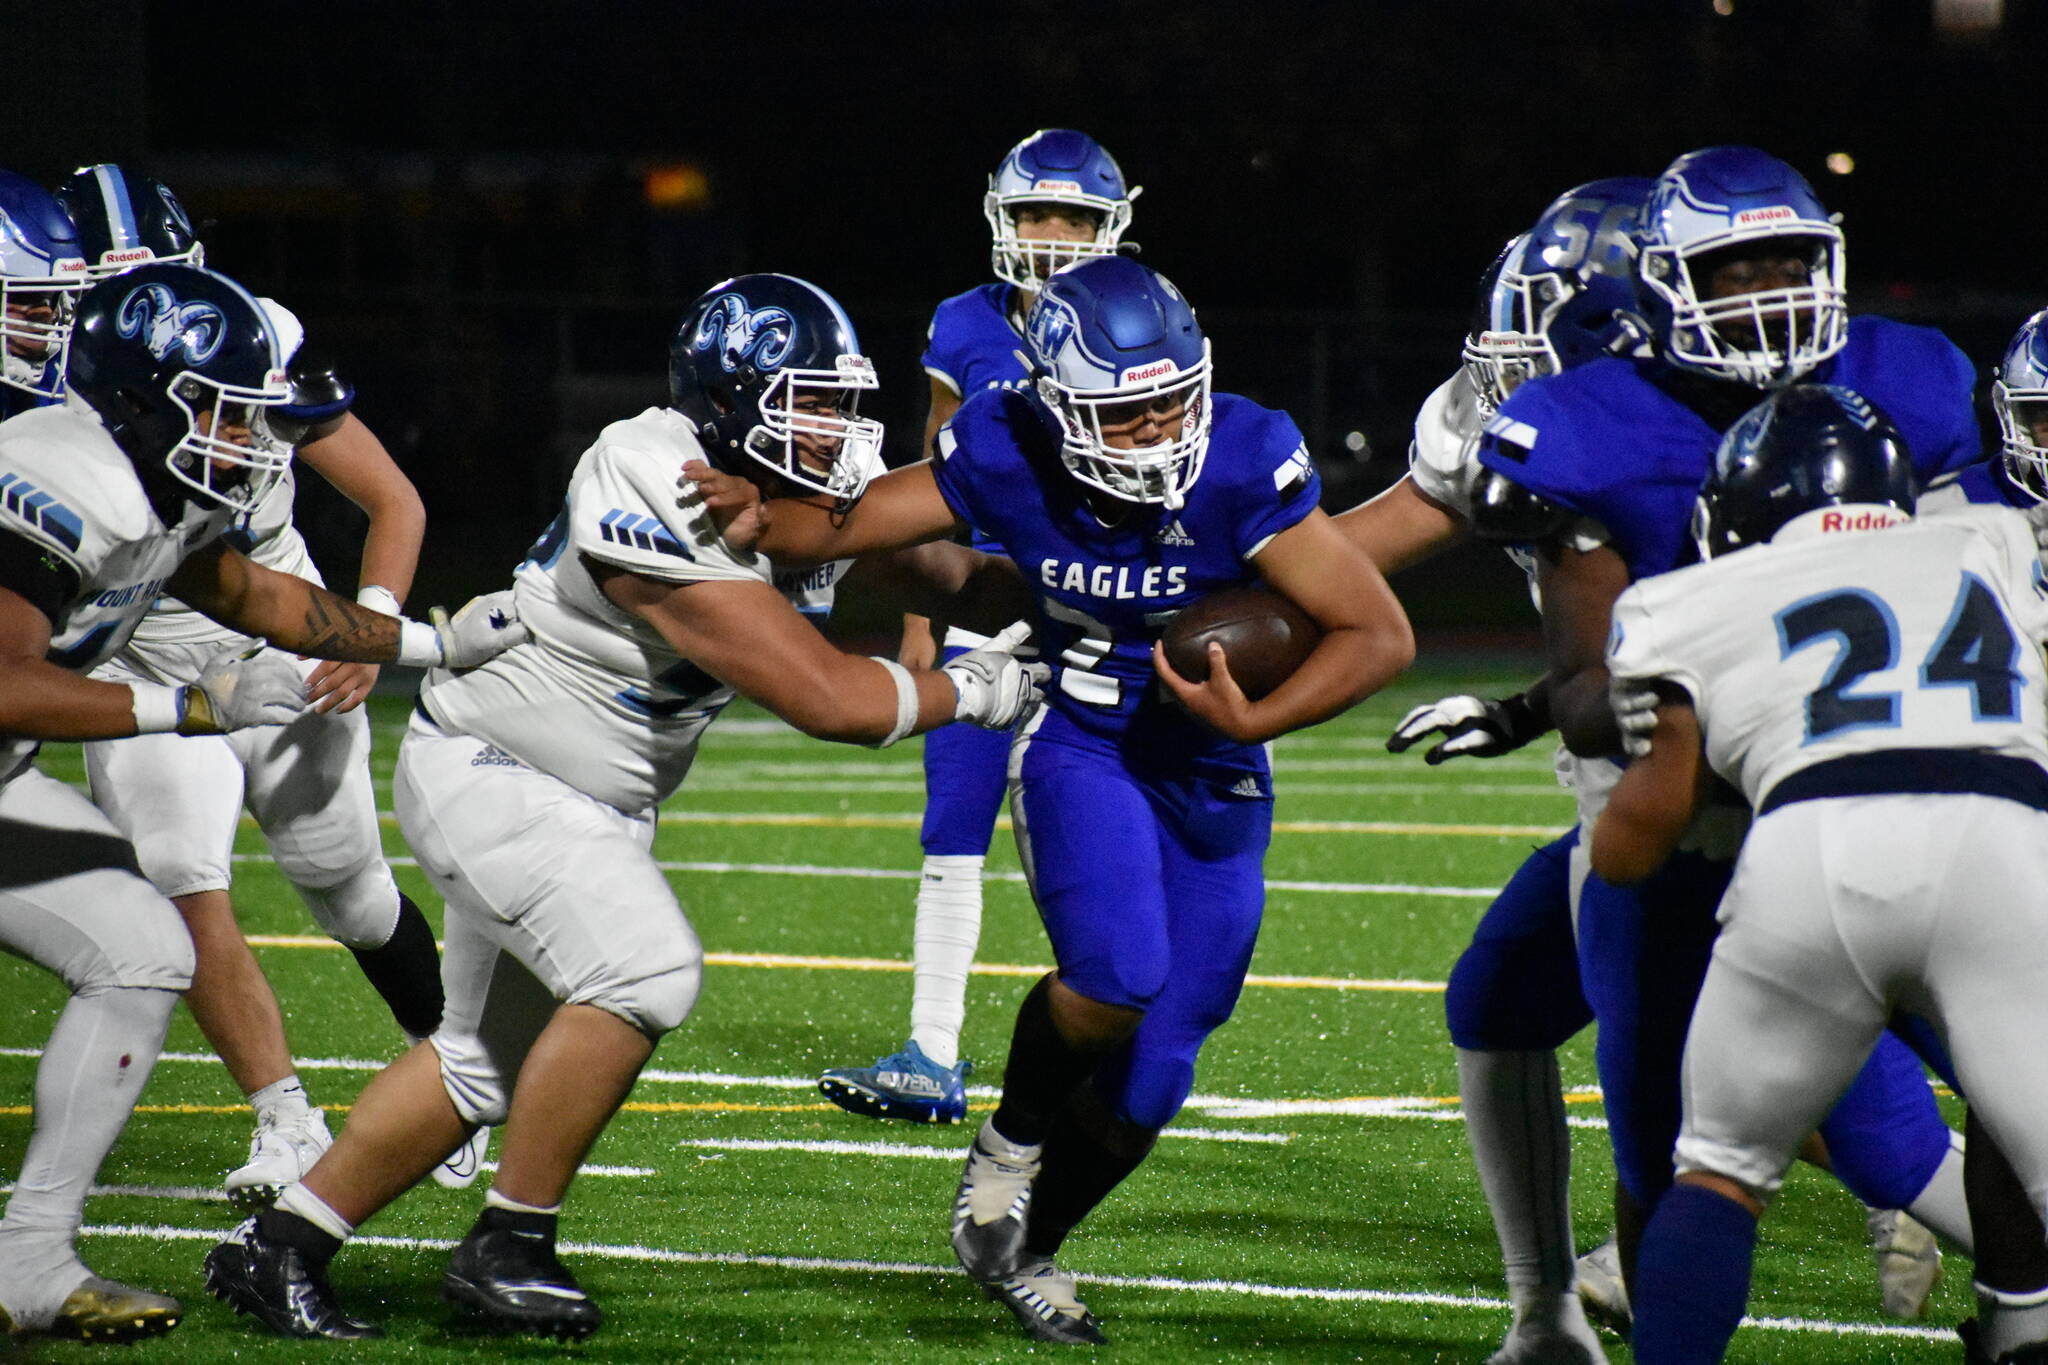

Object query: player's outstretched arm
[296,413,429,712]
[1332,473,1468,575]
[169,541,526,670]
[1589,694,1709,884]
[591,561,1040,746]
[1387,675,1553,764]
[1535,542,1633,757]
[1156,508,1415,745]
[0,587,165,739]
[680,461,964,565]
[845,543,1035,637]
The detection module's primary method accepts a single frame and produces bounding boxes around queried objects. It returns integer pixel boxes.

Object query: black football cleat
[203,1216,383,1340]
[443,1213,602,1342]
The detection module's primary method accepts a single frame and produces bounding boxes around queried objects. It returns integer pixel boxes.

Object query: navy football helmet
[668,273,881,507]
[66,263,292,513]
[1637,147,1846,388]
[1026,256,1211,510]
[1693,383,1916,560]
[1463,177,1653,416]
[55,164,204,279]
[1992,309,2048,503]
[984,130,1138,292]
[0,170,90,403]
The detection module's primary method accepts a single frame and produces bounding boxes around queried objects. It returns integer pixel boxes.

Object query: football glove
[181,645,309,735]
[430,590,531,669]
[1386,692,1546,764]
[942,621,1048,731]
[1609,677,1661,759]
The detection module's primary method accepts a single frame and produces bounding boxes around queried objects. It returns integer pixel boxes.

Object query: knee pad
[581,952,704,1038]
[293,860,400,950]
[1107,1053,1196,1132]
[432,1031,512,1128]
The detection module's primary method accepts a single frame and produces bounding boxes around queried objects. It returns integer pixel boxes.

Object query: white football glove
[181,645,309,735]
[942,620,1048,731]
[1609,676,1662,759]
[431,590,531,669]
[1386,692,1546,764]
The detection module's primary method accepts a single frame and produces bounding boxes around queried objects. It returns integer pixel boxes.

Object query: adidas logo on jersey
[1230,775,1264,798]
[1154,519,1195,547]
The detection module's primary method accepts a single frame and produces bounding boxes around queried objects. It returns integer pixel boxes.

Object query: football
[1160,585,1322,700]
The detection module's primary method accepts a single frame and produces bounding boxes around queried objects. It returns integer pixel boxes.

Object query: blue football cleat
[819,1040,971,1124]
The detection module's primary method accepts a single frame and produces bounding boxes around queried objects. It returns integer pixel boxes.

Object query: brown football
[1160,586,1322,700]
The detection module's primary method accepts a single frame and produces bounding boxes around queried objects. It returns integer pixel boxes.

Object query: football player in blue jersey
[1345,180,1647,1365]
[822,130,1139,1127]
[1471,146,1982,1313]
[0,171,88,422]
[687,256,1412,1344]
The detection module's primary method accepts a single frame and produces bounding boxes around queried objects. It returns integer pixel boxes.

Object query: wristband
[356,584,402,617]
[395,618,445,668]
[131,683,188,735]
[866,657,920,749]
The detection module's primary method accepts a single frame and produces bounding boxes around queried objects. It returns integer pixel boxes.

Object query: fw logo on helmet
[1028,296,1079,368]
[115,283,227,366]
[693,293,795,375]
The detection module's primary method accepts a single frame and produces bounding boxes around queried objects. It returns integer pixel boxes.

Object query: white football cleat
[1868,1208,1942,1319]
[1575,1236,1632,1338]
[950,1118,1042,1283]
[225,1109,334,1207]
[433,1126,490,1190]
[1489,1289,1609,1364]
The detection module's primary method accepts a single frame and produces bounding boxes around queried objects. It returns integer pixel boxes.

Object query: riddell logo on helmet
[1818,508,1908,533]
[1121,359,1179,384]
[1734,207,1797,226]
[99,247,155,267]
[1032,179,1083,194]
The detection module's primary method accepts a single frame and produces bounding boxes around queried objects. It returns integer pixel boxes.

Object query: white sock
[1978,1281,2048,1357]
[1456,1047,1578,1296]
[276,1181,356,1242]
[909,854,984,1069]
[0,986,178,1327]
[249,1075,315,1126]
[486,1187,561,1217]
[1904,1132,1974,1254]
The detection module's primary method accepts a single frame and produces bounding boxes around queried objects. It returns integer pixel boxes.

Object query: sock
[1977,1282,2048,1358]
[909,854,984,1069]
[1456,1047,1577,1297]
[990,975,1115,1147]
[1630,1182,1759,1365]
[348,892,444,1040]
[0,985,178,1325]
[249,1075,315,1126]
[262,1181,355,1263]
[1022,1087,1157,1259]
[1969,1108,2048,1295]
[485,1187,562,1217]
[1904,1133,1973,1254]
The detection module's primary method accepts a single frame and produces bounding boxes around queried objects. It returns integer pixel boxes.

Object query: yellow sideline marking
[235,936,1451,993]
[311,812,1566,839]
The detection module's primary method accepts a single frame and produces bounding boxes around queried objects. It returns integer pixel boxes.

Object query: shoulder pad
[1467,469,1575,546]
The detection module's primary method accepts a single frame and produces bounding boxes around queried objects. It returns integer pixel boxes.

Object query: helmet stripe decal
[790,275,859,351]
[94,164,140,252]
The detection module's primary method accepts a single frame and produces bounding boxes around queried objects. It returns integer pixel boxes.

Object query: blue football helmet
[65,263,292,513]
[1992,309,2048,503]
[0,170,90,402]
[1637,146,1846,388]
[1463,177,1653,416]
[1026,256,1211,510]
[55,164,204,279]
[668,273,882,507]
[984,130,1138,292]
[1693,383,1916,560]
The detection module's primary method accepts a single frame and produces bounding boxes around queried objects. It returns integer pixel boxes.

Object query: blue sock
[1631,1182,1760,1365]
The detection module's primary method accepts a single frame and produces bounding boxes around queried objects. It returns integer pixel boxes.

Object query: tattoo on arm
[295,589,400,662]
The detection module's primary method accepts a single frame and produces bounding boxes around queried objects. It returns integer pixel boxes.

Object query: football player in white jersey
[0,262,524,1343]
[202,273,1044,1343]
[57,163,458,1202]
[1592,385,2048,1365]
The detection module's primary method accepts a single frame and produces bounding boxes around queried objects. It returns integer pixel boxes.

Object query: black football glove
[1386,692,1547,765]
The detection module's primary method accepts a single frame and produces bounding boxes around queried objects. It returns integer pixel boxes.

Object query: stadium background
[8,0,2042,643]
